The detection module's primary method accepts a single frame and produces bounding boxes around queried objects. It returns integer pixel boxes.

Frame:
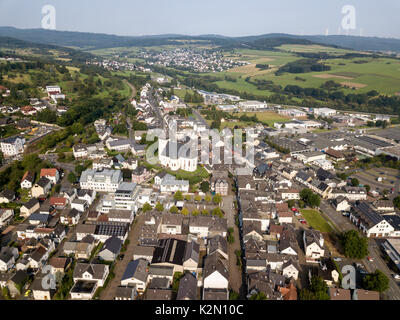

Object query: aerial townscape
[1,5,400,305]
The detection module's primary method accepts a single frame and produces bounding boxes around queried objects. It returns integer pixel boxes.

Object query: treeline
[276,58,331,75]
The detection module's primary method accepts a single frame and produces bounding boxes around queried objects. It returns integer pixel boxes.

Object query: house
[350,201,394,238]
[352,289,380,300]
[333,196,351,212]
[108,209,134,224]
[329,288,351,300]
[189,216,227,238]
[73,263,109,287]
[6,270,29,297]
[203,288,229,300]
[210,171,229,196]
[63,241,93,260]
[132,246,154,263]
[159,174,189,193]
[0,189,15,204]
[145,288,173,300]
[203,252,229,290]
[77,189,96,205]
[21,171,35,189]
[73,144,88,158]
[0,247,19,272]
[177,272,197,300]
[40,168,60,184]
[71,199,88,213]
[115,286,138,300]
[49,196,68,209]
[120,259,149,292]
[183,241,200,272]
[303,229,325,261]
[20,198,40,218]
[60,208,80,226]
[282,258,301,280]
[0,208,14,227]
[48,257,70,276]
[80,169,123,193]
[31,177,52,198]
[0,136,25,157]
[151,238,186,273]
[160,213,183,235]
[208,235,228,260]
[131,166,152,184]
[28,246,49,270]
[277,281,297,300]
[243,221,264,243]
[31,275,56,300]
[98,236,122,261]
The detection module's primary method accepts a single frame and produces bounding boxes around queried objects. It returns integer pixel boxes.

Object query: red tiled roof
[40,168,58,177]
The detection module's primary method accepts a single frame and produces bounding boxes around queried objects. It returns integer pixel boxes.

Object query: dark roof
[177,273,197,300]
[151,238,186,266]
[0,189,15,201]
[23,198,39,209]
[101,236,122,254]
[36,176,51,188]
[121,259,148,283]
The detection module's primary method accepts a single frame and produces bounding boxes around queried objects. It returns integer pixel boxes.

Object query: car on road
[392,274,400,280]
[299,219,307,225]
[119,254,125,261]
[367,256,374,262]
[333,257,342,262]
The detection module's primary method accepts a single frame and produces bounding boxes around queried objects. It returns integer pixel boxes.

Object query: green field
[234,111,291,127]
[300,209,335,233]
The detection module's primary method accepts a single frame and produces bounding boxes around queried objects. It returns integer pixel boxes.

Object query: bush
[341,230,369,259]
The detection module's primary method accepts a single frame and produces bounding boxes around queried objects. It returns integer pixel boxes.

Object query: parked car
[333,257,342,262]
[392,274,400,280]
[367,256,374,262]
[299,219,307,225]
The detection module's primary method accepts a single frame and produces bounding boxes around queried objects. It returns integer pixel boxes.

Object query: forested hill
[1,26,400,53]
[0,35,94,63]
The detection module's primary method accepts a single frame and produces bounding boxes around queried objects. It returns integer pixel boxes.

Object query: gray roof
[184,241,200,264]
[208,235,228,256]
[73,263,108,280]
[177,273,197,300]
[203,252,228,280]
[80,169,122,184]
[101,236,122,254]
[121,259,149,283]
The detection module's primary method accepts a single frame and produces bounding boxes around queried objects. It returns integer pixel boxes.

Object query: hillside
[1,27,400,53]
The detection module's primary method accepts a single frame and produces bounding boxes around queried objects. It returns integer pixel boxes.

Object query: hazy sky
[0,0,399,38]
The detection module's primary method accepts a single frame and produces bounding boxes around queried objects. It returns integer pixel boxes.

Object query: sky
[0,0,399,38]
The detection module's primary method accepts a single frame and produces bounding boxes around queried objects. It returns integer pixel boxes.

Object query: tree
[170,206,178,214]
[212,207,224,218]
[155,202,164,212]
[287,199,295,208]
[249,292,268,300]
[351,178,360,187]
[67,172,77,184]
[229,290,240,300]
[200,181,210,193]
[393,196,400,210]
[201,209,209,216]
[299,276,330,300]
[365,184,371,193]
[341,230,369,259]
[142,202,152,213]
[185,195,191,201]
[181,208,189,216]
[213,194,222,205]
[300,188,320,208]
[172,272,184,293]
[174,191,184,201]
[205,195,212,203]
[192,209,200,216]
[362,269,389,292]
[194,195,202,202]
